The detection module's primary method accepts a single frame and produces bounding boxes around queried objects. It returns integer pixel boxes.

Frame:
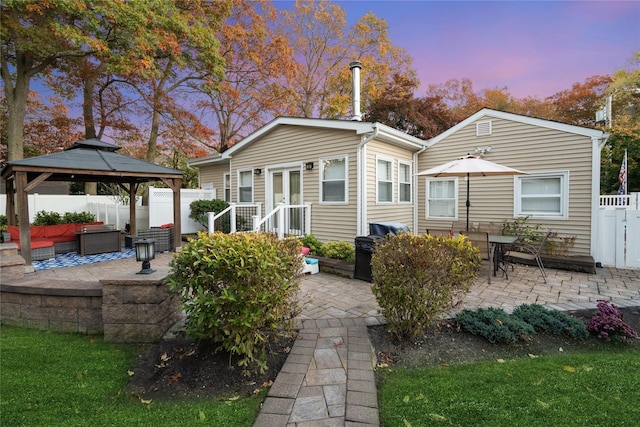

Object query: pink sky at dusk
[281,0,640,99]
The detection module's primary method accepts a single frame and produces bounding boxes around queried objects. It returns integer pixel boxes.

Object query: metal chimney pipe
[350,61,362,121]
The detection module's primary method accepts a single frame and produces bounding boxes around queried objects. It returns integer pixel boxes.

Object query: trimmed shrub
[321,240,355,262]
[62,211,96,224]
[166,232,303,374]
[32,210,62,225]
[371,233,481,340]
[299,234,323,256]
[586,300,638,344]
[189,199,231,231]
[455,307,535,344]
[512,304,588,339]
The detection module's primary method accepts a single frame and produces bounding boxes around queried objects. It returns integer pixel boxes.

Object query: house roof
[188,117,427,167]
[1,138,183,183]
[426,108,610,147]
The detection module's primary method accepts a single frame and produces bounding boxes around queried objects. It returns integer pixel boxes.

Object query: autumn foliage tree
[281,0,416,119]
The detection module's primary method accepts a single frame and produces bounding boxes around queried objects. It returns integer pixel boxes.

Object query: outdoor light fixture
[254,168,262,175]
[474,146,492,156]
[305,162,314,170]
[134,238,156,274]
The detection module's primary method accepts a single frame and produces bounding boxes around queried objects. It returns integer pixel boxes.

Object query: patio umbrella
[416,154,526,231]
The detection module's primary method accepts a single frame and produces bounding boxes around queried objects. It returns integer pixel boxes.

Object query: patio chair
[460,231,495,284]
[503,231,552,284]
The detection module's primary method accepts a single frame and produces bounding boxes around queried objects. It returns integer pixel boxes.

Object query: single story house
[188,108,609,260]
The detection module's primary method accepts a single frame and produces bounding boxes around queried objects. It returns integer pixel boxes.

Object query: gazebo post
[15,171,32,266]
[172,179,181,250]
[128,182,138,235]
[5,175,16,226]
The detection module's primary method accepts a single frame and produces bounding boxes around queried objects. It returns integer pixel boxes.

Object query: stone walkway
[8,254,640,427]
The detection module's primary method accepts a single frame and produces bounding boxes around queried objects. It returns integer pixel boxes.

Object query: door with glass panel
[269,168,302,234]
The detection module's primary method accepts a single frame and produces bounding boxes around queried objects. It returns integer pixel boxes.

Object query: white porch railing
[252,203,312,239]
[206,203,262,234]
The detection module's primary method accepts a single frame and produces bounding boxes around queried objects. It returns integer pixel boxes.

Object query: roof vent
[476,121,492,136]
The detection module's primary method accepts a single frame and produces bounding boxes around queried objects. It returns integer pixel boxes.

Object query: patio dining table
[489,235,518,276]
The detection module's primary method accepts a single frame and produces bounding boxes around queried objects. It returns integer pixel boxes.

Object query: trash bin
[369,221,410,236]
[354,235,384,282]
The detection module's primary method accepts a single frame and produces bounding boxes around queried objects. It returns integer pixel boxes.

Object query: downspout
[357,125,379,236]
[590,133,610,262]
[412,145,428,234]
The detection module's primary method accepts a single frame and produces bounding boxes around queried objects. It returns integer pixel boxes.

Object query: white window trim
[319,155,349,205]
[425,177,459,220]
[398,160,412,204]
[376,156,394,204]
[514,171,569,219]
[237,169,254,203]
[223,173,231,202]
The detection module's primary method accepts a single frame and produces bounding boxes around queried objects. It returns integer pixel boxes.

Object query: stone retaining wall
[101,274,181,343]
[0,287,103,334]
[0,265,181,343]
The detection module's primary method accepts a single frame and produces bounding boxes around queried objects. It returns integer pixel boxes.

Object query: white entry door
[269,168,302,234]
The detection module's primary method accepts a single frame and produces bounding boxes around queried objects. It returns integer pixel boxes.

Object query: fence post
[277,203,285,239]
[230,205,237,233]
[207,211,215,234]
[252,215,260,231]
[304,203,311,236]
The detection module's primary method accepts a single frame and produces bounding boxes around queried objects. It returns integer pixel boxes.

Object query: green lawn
[0,326,262,427]
[378,346,640,427]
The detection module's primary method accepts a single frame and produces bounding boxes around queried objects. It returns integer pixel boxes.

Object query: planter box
[316,256,355,279]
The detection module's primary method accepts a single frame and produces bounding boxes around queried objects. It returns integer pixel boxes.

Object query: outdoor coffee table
[76,228,121,256]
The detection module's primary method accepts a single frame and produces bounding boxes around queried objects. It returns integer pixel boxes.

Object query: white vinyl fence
[148,186,215,234]
[596,193,640,269]
[1,188,216,235]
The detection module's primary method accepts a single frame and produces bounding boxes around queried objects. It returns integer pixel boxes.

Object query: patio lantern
[134,239,156,274]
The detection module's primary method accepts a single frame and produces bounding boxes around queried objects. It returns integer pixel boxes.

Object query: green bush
[166,232,302,375]
[32,210,96,226]
[62,211,96,224]
[455,307,536,344]
[512,304,588,339]
[189,199,230,230]
[32,210,63,225]
[371,234,481,340]
[320,240,355,262]
[299,234,323,256]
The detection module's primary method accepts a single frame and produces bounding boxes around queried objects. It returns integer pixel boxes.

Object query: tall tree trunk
[4,67,29,161]
[82,75,97,139]
[146,103,161,163]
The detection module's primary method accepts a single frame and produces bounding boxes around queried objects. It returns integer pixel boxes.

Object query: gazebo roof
[1,138,183,183]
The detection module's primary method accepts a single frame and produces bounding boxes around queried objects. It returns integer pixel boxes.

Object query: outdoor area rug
[33,248,136,271]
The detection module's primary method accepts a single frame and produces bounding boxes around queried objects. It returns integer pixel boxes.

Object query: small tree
[166,232,303,374]
[371,233,481,340]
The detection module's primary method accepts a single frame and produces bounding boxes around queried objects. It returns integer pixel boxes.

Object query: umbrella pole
[466,173,470,231]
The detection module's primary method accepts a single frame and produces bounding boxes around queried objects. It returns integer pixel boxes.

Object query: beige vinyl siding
[197,162,229,199]
[365,140,415,231]
[417,116,594,255]
[232,125,360,243]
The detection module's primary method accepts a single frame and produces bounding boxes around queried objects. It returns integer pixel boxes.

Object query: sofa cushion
[7,225,19,240]
[30,225,46,239]
[12,239,55,251]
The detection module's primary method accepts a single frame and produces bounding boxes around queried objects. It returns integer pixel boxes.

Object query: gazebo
[1,139,183,266]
